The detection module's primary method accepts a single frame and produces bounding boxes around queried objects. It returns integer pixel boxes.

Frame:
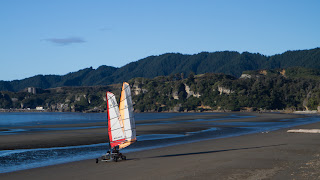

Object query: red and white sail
[106,92,125,148]
[106,82,136,149]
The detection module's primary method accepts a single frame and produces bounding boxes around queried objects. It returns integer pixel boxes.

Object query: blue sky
[1,0,319,81]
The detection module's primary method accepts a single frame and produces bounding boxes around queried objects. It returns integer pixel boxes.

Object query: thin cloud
[45,37,86,45]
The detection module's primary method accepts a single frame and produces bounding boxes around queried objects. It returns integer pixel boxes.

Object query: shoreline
[1,108,319,114]
[0,112,306,150]
[1,112,320,179]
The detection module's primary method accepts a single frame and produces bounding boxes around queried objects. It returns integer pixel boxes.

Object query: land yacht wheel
[114,156,118,162]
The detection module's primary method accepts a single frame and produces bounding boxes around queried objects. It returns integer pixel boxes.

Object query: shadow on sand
[150,144,286,159]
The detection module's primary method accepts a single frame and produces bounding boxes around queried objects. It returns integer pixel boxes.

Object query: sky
[1,0,320,81]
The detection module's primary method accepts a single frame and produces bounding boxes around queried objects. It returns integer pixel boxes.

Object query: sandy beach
[1,112,320,179]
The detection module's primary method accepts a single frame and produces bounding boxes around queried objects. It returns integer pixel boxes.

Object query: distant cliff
[1,48,320,92]
[130,67,320,112]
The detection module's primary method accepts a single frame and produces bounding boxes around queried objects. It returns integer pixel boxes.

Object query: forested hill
[1,47,320,92]
[1,67,320,112]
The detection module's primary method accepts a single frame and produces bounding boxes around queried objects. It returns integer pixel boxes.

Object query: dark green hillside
[6,66,118,92]
[113,51,267,81]
[1,47,320,92]
[0,81,13,91]
[111,53,188,81]
[81,65,118,86]
[10,75,62,92]
[265,48,320,69]
[285,67,320,80]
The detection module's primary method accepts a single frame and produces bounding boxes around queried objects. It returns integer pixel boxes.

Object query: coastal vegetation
[1,67,320,112]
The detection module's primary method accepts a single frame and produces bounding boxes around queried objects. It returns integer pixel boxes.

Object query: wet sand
[1,112,320,179]
[0,112,303,150]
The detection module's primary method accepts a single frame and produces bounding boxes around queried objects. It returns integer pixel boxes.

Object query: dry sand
[1,112,320,179]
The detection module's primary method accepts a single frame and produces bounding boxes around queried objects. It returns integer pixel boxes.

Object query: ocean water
[0,112,214,127]
[0,112,320,173]
[0,112,216,135]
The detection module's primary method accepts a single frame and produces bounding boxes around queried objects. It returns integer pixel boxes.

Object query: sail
[119,82,136,149]
[106,92,126,148]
